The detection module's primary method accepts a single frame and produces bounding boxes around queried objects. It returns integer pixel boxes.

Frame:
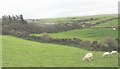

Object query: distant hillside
[3,14,118,36]
[33,14,117,24]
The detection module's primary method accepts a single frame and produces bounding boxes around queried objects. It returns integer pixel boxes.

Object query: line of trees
[2,14,27,25]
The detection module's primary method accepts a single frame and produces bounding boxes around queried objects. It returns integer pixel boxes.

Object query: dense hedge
[11,33,118,52]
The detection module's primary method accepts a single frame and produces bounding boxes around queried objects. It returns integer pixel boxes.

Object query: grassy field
[0,35,2,68]
[2,36,118,67]
[95,20,118,27]
[32,27,118,41]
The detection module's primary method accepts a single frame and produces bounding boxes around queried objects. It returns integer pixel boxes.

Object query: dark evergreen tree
[2,14,27,24]
[8,15,12,24]
[19,14,27,24]
[20,14,24,21]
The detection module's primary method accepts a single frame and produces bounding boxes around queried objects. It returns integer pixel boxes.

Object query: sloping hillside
[32,27,118,41]
[2,36,118,67]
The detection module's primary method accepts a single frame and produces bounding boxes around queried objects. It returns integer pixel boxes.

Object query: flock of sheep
[83,51,118,62]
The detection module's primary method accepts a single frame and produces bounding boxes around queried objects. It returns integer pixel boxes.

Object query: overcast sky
[0,0,119,19]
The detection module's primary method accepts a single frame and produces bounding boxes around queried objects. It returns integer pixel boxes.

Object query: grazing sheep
[82,25,85,28]
[113,28,116,30]
[83,53,93,61]
[103,52,111,57]
[111,51,118,54]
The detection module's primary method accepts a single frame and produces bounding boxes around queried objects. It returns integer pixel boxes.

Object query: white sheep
[83,53,93,61]
[103,52,111,57]
[111,51,118,54]
[113,28,116,30]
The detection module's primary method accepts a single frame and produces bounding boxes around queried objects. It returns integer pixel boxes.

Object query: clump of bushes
[41,32,50,42]
[102,37,118,51]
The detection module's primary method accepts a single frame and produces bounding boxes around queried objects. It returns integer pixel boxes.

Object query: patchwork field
[31,14,118,41]
[2,36,118,67]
